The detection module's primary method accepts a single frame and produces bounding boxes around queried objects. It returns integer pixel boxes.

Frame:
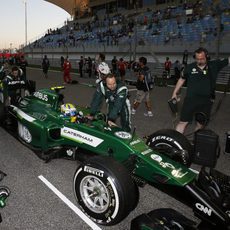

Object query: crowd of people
[1,46,229,135]
[42,47,228,136]
[28,1,230,49]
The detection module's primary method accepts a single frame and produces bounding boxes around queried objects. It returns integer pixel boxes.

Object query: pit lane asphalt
[0,68,229,230]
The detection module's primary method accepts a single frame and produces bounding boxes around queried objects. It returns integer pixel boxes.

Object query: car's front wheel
[146,129,193,167]
[73,156,138,225]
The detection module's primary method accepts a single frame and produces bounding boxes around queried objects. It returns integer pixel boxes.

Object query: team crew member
[89,74,131,132]
[19,55,28,80]
[63,57,72,84]
[131,56,153,117]
[42,55,50,78]
[172,47,229,134]
[3,66,25,105]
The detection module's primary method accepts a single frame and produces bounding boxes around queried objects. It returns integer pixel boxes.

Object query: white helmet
[98,62,110,75]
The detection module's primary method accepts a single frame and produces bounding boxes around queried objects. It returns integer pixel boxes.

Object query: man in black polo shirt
[172,47,229,134]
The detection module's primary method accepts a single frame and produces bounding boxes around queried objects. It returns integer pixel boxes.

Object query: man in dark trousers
[78,56,84,78]
[172,47,229,134]
[131,56,153,117]
[19,55,28,80]
[42,55,50,78]
[88,73,131,132]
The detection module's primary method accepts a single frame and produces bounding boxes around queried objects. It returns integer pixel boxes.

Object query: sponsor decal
[191,68,198,74]
[8,80,25,85]
[33,91,48,101]
[18,122,32,143]
[151,153,187,177]
[104,127,112,131]
[171,168,188,178]
[151,154,162,162]
[151,136,182,150]
[195,203,212,216]
[141,148,153,155]
[61,127,103,147]
[114,131,132,139]
[84,166,104,177]
[130,139,141,145]
[151,153,175,169]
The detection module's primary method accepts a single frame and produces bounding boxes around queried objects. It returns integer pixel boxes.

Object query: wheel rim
[154,142,189,165]
[154,142,175,154]
[80,175,110,213]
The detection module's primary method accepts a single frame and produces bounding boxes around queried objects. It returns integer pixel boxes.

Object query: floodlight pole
[24,0,28,46]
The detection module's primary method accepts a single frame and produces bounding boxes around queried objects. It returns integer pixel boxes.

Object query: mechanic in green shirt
[89,73,131,132]
[172,47,229,134]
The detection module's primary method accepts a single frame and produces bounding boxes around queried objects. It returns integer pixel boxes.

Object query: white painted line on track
[38,175,102,230]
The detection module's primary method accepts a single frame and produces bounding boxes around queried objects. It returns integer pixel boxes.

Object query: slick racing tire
[73,156,138,226]
[146,129,193,167]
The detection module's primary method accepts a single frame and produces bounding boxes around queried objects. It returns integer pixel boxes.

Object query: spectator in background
[42,55,50,78]
[182,50,189,66]
[19,56,28,80]
[164,57,172,78]
[173,60,181,84]
[87,57,92,78]
[118,58,126,82]
[60,56,64,68]
[63,57,72,84]
[0,61,10,80]
[78,56,84,78]
[111,56,118,75]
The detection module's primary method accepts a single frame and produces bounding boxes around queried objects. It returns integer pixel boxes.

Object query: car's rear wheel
[73,156,138,225]
[146,129,193,167]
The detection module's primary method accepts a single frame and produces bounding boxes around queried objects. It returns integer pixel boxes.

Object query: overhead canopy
[45,0,89,16]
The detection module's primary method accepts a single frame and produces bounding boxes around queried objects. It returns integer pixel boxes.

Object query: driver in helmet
[61,103,77,123]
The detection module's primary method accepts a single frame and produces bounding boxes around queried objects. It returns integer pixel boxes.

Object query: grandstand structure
[24,0,230,86]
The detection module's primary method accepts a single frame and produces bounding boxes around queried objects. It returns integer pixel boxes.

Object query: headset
[193,47,210,60]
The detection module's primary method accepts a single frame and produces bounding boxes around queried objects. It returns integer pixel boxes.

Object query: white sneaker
[131,109,136,115]
[144,111,153,117]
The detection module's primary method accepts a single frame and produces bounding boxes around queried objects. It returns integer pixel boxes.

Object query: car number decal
[61,127,104,147]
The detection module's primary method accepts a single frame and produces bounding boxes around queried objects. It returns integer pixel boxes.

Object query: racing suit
[90,80,131,132]
[2,74,26,105]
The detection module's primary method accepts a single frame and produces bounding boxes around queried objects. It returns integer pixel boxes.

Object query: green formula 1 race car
[0,86,230,229]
